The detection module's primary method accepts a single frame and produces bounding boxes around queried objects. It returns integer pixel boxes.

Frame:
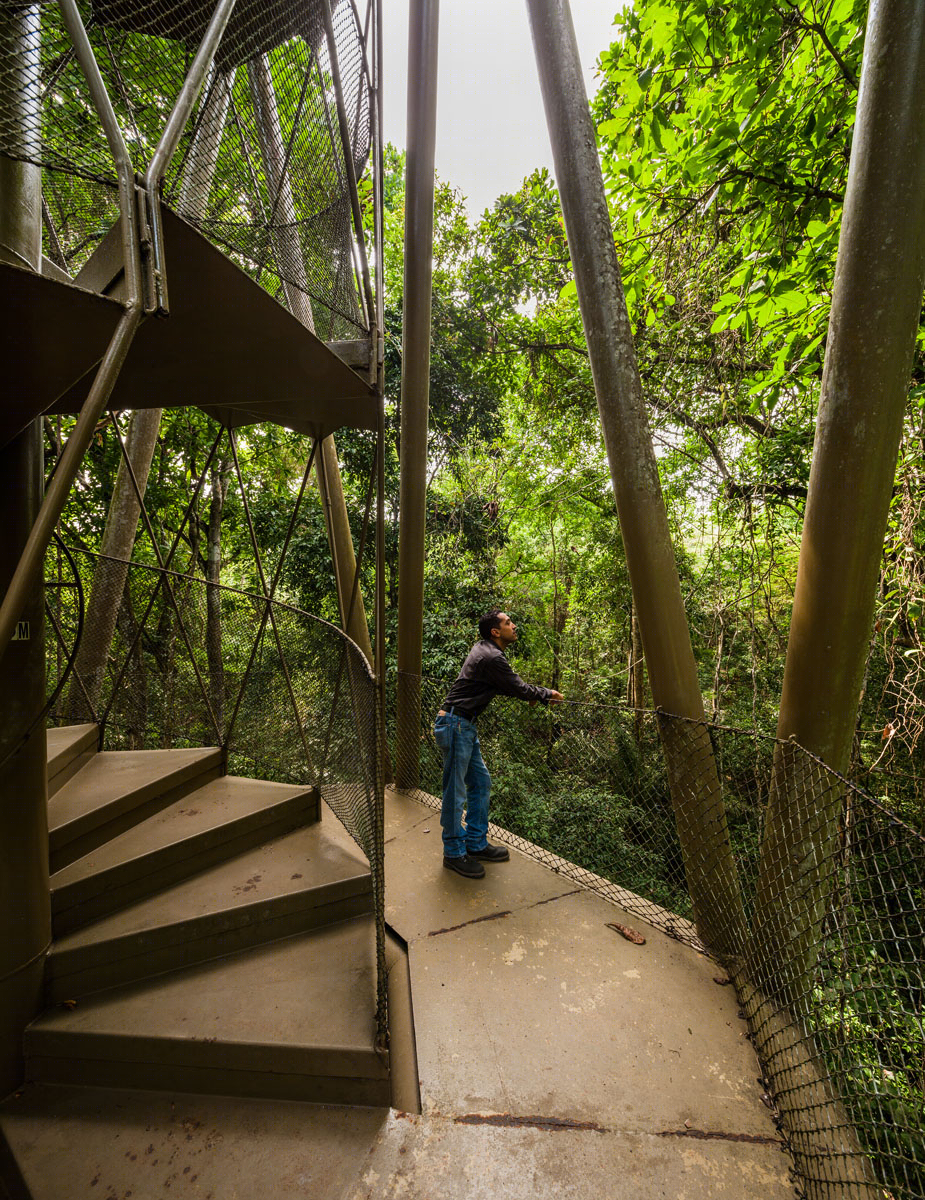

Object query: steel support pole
[144,0,237,314]
[526,0,745,959]
[754,0,925,1000]
[0,1,49,1095]
[395,0,439,790]
[317,435,375,659]
[59,0,141,308]
[146,0,236,190]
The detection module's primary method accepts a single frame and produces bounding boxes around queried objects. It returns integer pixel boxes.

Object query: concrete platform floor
[1,788,799,1199]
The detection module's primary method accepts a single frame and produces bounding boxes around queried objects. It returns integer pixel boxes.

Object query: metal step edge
[25,1056,392,1106]
[25,1031,388,1082]
[50,789,321,931]
[49,750,225,850]
[49,754,224,873]
[46,724,98,785]
[48,748,97,801]
[45,882,373,1002]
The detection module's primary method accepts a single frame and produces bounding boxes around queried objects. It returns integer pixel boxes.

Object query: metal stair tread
[50,774,320,892]
[46,724,97,778]
[47,747,222,844]
[28,916,384,1075]
[51,807,371,956]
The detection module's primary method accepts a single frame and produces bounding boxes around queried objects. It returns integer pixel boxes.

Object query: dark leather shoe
[443,854,486,878]
[469,842,510,862]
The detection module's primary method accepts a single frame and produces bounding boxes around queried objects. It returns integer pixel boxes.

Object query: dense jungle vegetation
[52,0,925,826]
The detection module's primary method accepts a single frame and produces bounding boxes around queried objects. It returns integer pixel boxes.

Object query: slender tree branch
[779,0,859,89]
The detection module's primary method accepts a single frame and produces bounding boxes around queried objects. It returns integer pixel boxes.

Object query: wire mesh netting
[45,542,387,1043]
[0,0,372,338]
[391,672,924,1200]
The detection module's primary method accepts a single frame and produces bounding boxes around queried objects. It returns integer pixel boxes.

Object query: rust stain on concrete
[427,911,512,937]
[454,1113,608,1133]
[657,1128,783,1146]
[530,890,583,908]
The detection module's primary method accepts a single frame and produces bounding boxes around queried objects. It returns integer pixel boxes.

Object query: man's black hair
[478,609,505,641]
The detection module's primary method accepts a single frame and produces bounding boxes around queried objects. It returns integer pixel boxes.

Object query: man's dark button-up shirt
[441,639,552,721]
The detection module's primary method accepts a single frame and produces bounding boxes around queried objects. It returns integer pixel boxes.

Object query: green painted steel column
[0,1,51,1096]
[395,0,439,789]
[754,0,925,1002]
[526,0,746,959]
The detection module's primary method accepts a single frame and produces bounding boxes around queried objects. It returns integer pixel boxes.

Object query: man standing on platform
[435,610,563,878]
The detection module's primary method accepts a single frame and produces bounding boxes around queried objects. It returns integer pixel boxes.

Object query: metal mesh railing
[1,0,372,338]
[392,672,924,1200]
[45,545,387,1044]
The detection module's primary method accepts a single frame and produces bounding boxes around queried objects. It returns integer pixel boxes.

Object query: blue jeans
[434,712,491,858]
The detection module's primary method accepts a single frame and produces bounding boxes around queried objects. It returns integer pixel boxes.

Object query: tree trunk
[115,580,147,748]
[69,407,162,715]
[550,516,562,693]
[711,616,725,724]
[316,435,375,663]
[67,72,231,718]
[249,55,374,665]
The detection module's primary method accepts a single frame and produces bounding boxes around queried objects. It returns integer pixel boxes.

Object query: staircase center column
[0,1,51,1096]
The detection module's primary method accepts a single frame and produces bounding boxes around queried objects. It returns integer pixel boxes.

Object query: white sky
[381,2,621,217]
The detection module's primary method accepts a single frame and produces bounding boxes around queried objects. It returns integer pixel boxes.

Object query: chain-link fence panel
[391,672,924,1200]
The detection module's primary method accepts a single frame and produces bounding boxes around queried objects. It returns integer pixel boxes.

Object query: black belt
[442,705,475,722]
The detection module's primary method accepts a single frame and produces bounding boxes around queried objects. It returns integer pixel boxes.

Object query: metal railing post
[58,0,141,305]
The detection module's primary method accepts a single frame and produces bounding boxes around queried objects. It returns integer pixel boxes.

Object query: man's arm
[482,647,563,705]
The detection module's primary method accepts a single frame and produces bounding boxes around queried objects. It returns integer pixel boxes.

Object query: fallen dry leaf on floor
[606,921,646,945]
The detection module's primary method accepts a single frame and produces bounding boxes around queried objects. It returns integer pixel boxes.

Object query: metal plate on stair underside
[49,207,377,439]
[0,261,123,448]
[91,0,327,72]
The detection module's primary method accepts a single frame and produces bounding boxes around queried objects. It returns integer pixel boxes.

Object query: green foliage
[595,0,864,403]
